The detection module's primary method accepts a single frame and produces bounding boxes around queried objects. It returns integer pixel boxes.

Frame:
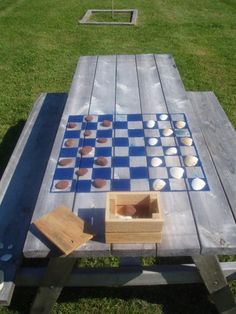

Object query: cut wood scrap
[33,205,95,256]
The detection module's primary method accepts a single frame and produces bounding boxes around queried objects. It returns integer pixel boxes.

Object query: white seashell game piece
[0,271,4,292]
[165,147,177,155]
[159,114,168,121]
[191,178,206,191]
[153,179,166,191]
[148,137,158,146]
[163,128,173,137]
[170,167,184,179]
[180,137,193,146]
[175,121,186,129]
[7,244,13,250]
[184,155,198,167]
[0,254,13,262]
[147,120,155,128]
[151,157,163,167]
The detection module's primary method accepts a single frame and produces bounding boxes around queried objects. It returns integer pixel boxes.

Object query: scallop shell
[0,254,12,262]
[147,120,155,128]
[180,137,193,146]
[165,147,177,155]
[151,157,163,167]
[159,114,168,121]
[153,179,166,191]
[0,271,4,292]
[170,167,184,179]
[191,178,206,191]
[116,215,133,220]
[175,121,186,129]
[184,155,198,167]
[163,128,173,137]
[148,137,158,146]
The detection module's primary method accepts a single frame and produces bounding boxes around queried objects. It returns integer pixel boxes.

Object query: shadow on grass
[7,284,217,314]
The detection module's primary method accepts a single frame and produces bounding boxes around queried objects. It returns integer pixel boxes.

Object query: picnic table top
[1,54,236,262]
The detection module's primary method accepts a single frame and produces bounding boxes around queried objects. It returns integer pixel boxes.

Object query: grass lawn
[0,0,235,312]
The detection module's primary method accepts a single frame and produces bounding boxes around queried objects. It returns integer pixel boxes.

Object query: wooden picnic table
[0,54,236,313]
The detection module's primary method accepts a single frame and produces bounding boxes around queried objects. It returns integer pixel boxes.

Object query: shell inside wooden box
[105,192,164,244]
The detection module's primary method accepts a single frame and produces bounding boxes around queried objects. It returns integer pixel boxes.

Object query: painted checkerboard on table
[51,113,209,193]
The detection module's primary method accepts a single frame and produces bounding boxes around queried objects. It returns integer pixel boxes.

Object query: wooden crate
[105,192,164,244]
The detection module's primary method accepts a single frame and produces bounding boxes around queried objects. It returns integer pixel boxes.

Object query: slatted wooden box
[105,192,164,244]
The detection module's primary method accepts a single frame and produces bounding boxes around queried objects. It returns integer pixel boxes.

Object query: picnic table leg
[30,257,76,314]
[192,255,236,314]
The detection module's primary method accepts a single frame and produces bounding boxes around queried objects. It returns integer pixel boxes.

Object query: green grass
[89,12,132,23]
[0,0,235,312]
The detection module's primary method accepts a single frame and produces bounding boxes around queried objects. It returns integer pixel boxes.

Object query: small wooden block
[33,206,95,255]
[106,232,162,244]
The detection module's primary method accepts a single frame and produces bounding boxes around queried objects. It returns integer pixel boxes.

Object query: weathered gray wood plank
[15,262,236,287]
[112,54,157,256]
[155,54,236,254]
[193,255,236,313]
[0,93,67,304]
[23,57,98,257]
[187,91,236,219]
[72,55,116,256]
[136,54,200,256]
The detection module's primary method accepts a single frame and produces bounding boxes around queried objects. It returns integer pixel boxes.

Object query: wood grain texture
[33,206,94,255]
[137,54,200,256]
[155,54,236,254]
[0,93,67,304]
[187,92,236,219]
[23,57,98,257]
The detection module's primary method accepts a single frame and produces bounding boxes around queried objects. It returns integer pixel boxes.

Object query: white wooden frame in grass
[79,9,138,26]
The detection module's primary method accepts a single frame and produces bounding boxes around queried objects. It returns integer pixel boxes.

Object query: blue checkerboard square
[113,121,128,129]
[112,179,130,191]
[80,157,94,168]
[129,146,146,156]
[127,114,142,121]
[113,137,129,147]
[92,168,111,179]
[54,168,74,180]
[76,180,91,192]
[97,129,113,138]
[128,129,144,137]
[98,114,113,122]
[130,167,148,179]
[81,138,96,147]
[95,147,112,157]
[86,122,98,130]
[68,115,83,122]
[64,130,81,138]
[112,157,129,167]
[60,148,78,157]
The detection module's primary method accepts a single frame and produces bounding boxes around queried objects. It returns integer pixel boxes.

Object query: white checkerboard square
[130,179,150,191]
[169,178,186,190]
[114,147,129,156]
[180,146,197,156]
[129,156,147,167]
[129,137,145,146]
[157,121,171,129]
[115,129,128,137]
[128,121,143,129]
[114,167,130,179]
[161,137,176,147]
[164,156,181,167]
[146,146,164,156]
[148,167,168,179]
[185,166,204,178]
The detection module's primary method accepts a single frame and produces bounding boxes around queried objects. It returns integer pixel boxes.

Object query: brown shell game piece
[58,158,73,167]
[93,179,106,189]
[95,157,108,166]
[102,120,112,127]
[85,115,94,122]
[79,146,93,156]
[67,122,77,129]
[118,205,137,217]
[84,130,92,137]
[55,180,70,190]
[64,139,76,147]
[97,138,108,144]
[75,168,88,177]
